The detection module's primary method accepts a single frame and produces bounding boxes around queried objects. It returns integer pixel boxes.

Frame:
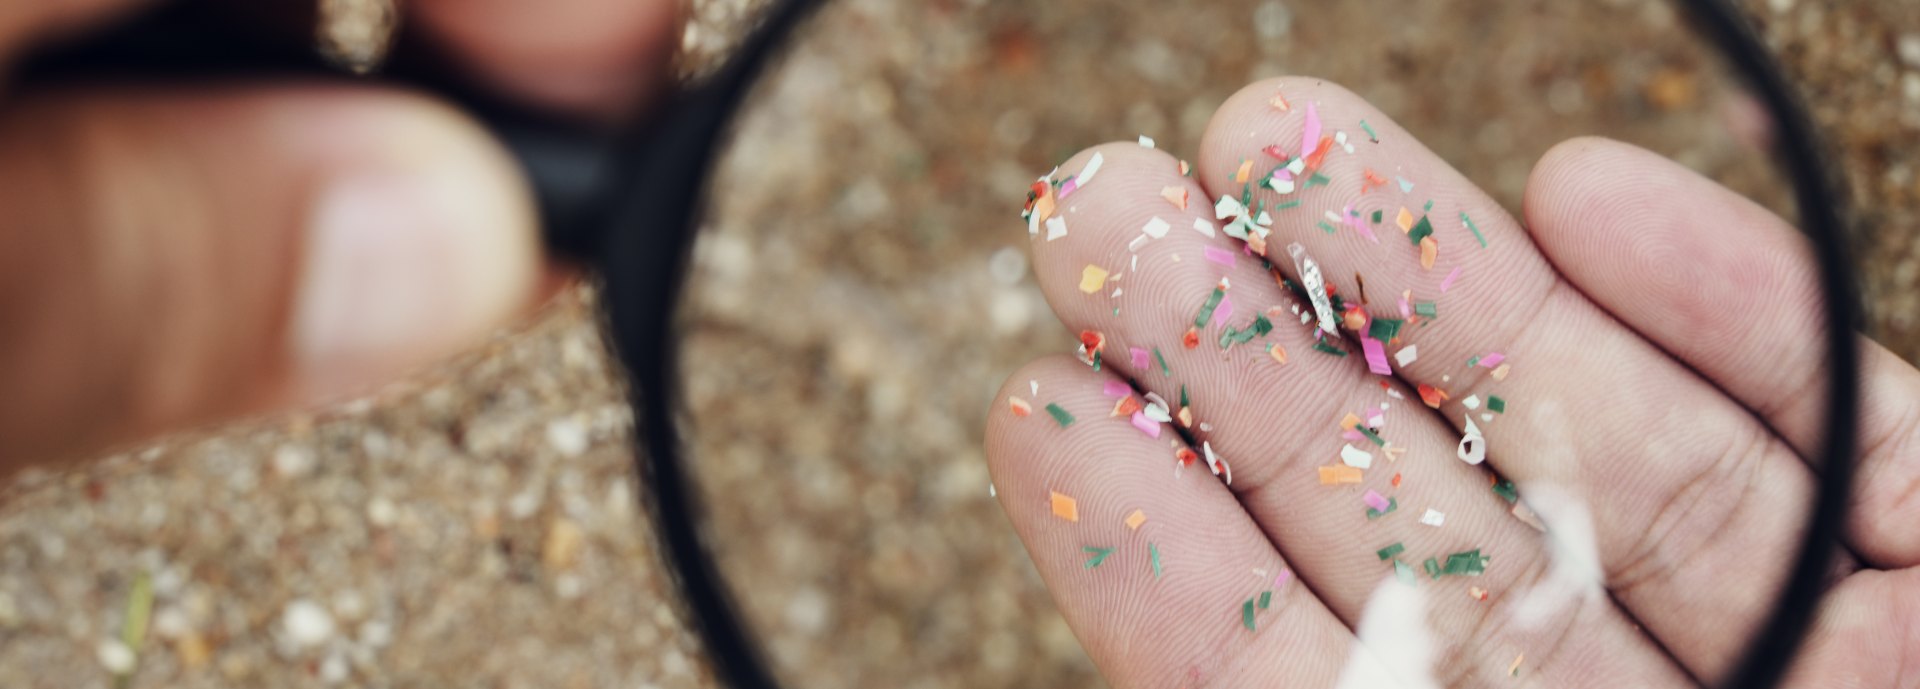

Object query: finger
[1781,567,1920,687]
[986,355,1351,688]
[0,0,141,57]
[1026,141,1690,685]
[0,84,544,469]
[1526,137,1920,568]
[1195,76,1826,681]
[406,0,681,119]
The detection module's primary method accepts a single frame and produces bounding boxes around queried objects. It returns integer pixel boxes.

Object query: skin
[987,78,1920,688]
[0,3,1913,687]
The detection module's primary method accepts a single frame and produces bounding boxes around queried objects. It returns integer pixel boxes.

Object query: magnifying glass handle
[10,0,623,262]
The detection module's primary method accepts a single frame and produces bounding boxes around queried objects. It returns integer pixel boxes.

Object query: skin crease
[986,77,1920,688]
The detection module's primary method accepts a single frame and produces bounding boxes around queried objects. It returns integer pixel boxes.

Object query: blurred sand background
[4,0,1919,687]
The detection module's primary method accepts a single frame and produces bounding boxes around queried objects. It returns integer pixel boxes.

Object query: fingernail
[293,171,535,400]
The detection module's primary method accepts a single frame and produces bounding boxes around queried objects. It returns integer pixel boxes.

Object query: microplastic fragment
[1367,497,1399,520]
[1357,425,1385,447]
[1079,152,1106,187]
[1377,542,1405,560]
[1234,159,1253,184]
[1130,347,1150,369]
[1100,380,1128,398]
[1470,586,1488,601]
[1441,266,1463,293]
[1493,479,1519,503]
[1360,119,1379,142]
[1258,590,1272,610]
[1457,433,1486,465]
[1362,490,1391,512]
[1195,287,1226,328]
[1162,187,1189,210]
[1045,216,1068,241]
[1316,221,1337,234]
[1397,176,1414,193]
[1368,318,1404,341]
[1050,491,1079,521]
[1204,246,1235,267]
[1395,345,1420,367]
[1419,236,1438,270]
[1243,599,1257,631]
[1480,352,1506,368]
[1362,337,1392,375]
[1287,243,1337,335]
[1143,216,1171,238]
[1319,465,1364,484]
[1046,403,1075,428]
[1417,384,1449,408]
[1421,508,1446,527]
[1462,211,1488,248]
[1125,509,1147,530]
[1340,444,1374,469]
[1138,135,1156,148]
[1193,218,1217,238]
[1009,396,1032,417]
[1396,207,1414,231]
[1150,543,1163,577]
[1488,396,1507,413]
[1509,654,1524,677]
[1423,557,1441,579]
[1274,199,1302,211]
[1128,235,1149,252]
[1154,347,1171,376]
[1414,302,1438,318]
[1268,343,1288,364]
[1083,546,1115,569]
[1463,395,1481,410]
[1491,364,1511,380]
[1130,411,1161,438]
[1395,559,1416,585]
[1079,265,1109,294]
[1312,340,1348,357]
[1112,396,1142,417]
[1408,216,1434,245]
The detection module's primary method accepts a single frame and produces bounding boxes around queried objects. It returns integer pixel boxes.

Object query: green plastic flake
[1493,480,1519,504]
[1312,340,1348,357]
[1251,314,1273,336]
[1488,396,1507,413]
[1155,347,1170,376]
[1424,557,1442,579]
[1368,318,1404,341]
[1150,543,1163,578]
[1408,216,1434,245]
[1414,302,1438,318]
[1092,350,1102,372]
[1394,559,1417,585]
[1371,209,1384,224]
[1242,599,1257,631]
[1366,497,1399,520]
[1467,355,1481,368]
[1195,288,1226,328]
[1461,211,1488,248]
[1317,221,1338,235]
[1258,590,1273,610]
[1220,323,1260,349]
[1360,119,1379,142]
[1377,542,1405,561]
[1046,403,1075,428]
[1423,199,1435,212]
[1442,549,1487,576]
[1274,199,1302,211]
[1329,292,1347,312]
[1304,172,1332,188]
[1241,184,1254,208]
[1357,425,1385,447]
[122,571,154,661]
[1083,546,1115,569]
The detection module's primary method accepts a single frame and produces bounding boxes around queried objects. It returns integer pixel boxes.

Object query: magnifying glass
[17,0,1857,686]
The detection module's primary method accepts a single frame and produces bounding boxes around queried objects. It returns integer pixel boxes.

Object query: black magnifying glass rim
[609,0,1858,687]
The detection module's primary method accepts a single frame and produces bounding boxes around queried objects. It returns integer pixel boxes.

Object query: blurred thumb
[0,83,545,468]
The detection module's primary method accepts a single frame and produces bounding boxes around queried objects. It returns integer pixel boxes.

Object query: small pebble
[281,599,336,649]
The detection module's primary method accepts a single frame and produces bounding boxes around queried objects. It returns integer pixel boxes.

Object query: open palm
[986,77,1920,687]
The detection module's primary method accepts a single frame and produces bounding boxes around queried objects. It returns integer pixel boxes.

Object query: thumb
[0,83,546,468]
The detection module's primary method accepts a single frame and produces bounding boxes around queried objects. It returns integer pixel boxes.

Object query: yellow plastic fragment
[1051,491,1079,522]
[1080,265,1110,294]
[1125,509,1147,530]
[1318,465,1364,485]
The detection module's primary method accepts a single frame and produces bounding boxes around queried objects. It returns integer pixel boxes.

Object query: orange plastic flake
[1246,231,1267,257]
[1234,159,1254,184]
[1342,308,1368,332]
[1124,509,1147,530]
[1111,396,1142,417]
[1340,413,1361,431]
[1079,330,1107,355]
[1181,327,1200,349]
[1268,344,1288,365]
[1050,491,1079,522]
[1175,447,1199,466]
[1491,363,1511,381]
[1318,465,1364,485]
[1419,236,1438,270]
[1509,654,1524,677]
[1396,207,1415,232]
[1417,383,1450,409]
[1031,190,1057,223]
[1392,473,1403,488]
[1009,396,1033,417]
[1361,168,1389,194]
[1303,135,1334,172]
[1162,186,1189,210]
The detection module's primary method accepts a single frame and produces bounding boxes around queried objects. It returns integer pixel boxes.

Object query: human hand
[0,1,678,469]
[986,77,1920,687]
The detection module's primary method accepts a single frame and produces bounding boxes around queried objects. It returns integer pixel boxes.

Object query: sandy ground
[3,0,1918,687]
